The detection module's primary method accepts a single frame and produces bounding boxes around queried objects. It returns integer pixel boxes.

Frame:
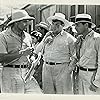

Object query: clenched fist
[19,47,34,56]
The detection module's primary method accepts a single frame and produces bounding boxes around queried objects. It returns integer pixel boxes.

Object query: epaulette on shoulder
[93,31,100,38]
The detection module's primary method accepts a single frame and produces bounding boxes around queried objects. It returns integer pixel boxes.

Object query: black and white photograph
[0,0,100,99]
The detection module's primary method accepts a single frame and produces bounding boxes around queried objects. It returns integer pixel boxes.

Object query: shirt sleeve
[35,41,44,54]
[0,34,7,54]
[23,32,32,47]
[93,37,100,88]
[68,35,76,58]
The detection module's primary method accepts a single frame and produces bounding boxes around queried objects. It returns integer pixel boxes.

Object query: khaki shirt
[0,27,32,65]
[77,30,100,87]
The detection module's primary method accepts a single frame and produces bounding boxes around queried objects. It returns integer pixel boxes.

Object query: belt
[79,66,97,71]
[4,65,27,68]
[46,62,65,65]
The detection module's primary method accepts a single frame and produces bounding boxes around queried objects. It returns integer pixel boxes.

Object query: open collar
[85,30,94,39]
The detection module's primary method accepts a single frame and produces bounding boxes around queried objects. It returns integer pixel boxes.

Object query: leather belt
[4,65,27,68]
[79,66,97,71]
[46,62,65,65]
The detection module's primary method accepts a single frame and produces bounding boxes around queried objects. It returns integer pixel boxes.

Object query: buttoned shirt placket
[79,31,93,74]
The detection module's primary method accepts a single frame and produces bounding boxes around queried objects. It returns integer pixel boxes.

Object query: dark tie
[75,35,84,60]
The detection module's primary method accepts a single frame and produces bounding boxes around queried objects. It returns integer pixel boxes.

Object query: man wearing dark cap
[74,13,100,94]
[0,10,42,93]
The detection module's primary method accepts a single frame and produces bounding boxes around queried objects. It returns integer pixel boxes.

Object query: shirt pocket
[57,40,69,53]
[84,48,93,59]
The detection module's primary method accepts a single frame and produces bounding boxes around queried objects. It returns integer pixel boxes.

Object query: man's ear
[62,24,65,27]
[84,23,88,28]
[60,24,64,29]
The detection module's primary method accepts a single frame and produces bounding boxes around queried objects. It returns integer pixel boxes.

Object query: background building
[0,5,100,33]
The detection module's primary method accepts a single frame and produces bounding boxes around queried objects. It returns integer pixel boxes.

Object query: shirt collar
[53,29,64,38]
[85,30,94,38]
[60,29,64,36]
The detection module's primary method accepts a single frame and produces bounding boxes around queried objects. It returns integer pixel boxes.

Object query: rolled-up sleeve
[68,36,76,58]
[93,37,100,88]
[35,41,44,54]
[0,34,7,54]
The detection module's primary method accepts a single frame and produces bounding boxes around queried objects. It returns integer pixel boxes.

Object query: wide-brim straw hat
[74,13,96,28]
[35,22,49,31]
[7,10,35,26]
[47,13,70,27]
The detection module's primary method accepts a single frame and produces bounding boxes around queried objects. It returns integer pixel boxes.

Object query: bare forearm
[0,51,22,64]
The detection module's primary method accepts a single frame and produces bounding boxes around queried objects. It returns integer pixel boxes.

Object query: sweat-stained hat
[7,10,35,26]
[47,13,70,27]
[35,22,49,31]
[75,13,96,28]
